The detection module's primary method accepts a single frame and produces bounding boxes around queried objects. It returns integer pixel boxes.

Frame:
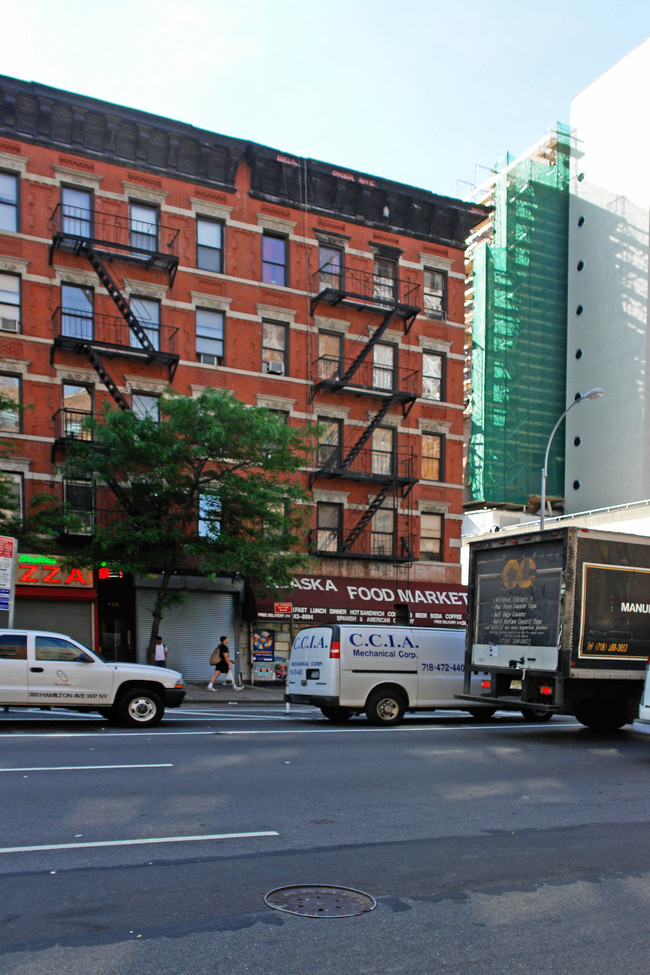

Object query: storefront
[10,553,97,649]
[252,574,468,680]
[134,574,244,679]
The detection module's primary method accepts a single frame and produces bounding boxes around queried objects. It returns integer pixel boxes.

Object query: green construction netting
[469,124,571,506]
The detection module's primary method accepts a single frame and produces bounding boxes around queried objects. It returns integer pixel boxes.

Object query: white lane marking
[0,763,173,772]
[0,831,279,855]
[218,721,578,735]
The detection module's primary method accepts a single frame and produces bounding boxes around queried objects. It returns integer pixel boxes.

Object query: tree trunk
[147,568,173,665]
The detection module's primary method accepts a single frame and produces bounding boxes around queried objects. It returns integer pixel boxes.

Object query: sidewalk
[183,681,287,705]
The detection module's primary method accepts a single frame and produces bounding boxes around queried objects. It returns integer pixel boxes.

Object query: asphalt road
[0,705,648,974]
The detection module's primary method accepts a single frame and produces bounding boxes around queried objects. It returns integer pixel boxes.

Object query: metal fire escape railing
[310,262,421,562]
[49,207,180,410]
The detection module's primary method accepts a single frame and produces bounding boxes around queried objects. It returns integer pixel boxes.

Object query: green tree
[40,389,312,659]
[0,391,23,537]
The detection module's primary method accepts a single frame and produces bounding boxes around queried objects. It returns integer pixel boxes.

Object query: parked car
[0,629,185,727]
[632,665,650,735]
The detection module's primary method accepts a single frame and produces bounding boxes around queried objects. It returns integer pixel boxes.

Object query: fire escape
[310,262,420,562]
[48,203,179,421]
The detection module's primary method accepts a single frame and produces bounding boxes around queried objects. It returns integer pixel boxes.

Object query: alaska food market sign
[256,576,467,627]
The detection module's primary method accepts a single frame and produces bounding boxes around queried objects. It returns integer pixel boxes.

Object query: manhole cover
[264,884,376,918]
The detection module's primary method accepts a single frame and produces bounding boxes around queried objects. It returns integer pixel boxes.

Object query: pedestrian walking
[154,636,168,667]
[207,635,242,690]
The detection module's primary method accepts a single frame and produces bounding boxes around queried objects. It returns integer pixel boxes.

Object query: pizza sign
[18,555,93,588]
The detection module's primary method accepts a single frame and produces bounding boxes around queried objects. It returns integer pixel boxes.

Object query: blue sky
[4,1,649,197]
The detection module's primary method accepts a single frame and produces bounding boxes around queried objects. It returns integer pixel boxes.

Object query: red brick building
[0,75,484,679]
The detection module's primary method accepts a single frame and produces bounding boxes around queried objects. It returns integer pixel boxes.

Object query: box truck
[287,624,496,725]
[460,527,649,731]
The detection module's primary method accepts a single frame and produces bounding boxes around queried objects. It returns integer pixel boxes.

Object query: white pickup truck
[0,629,185,727]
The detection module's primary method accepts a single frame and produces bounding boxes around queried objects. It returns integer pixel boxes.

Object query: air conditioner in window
[0,318,19,332]
[265,361,285,375]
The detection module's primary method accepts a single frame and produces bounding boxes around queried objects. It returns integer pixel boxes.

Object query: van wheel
[321,706,353,723]
[117,689,164,728]
[365,690,406,726]
[521,706,553,723]
[468,707,496,720]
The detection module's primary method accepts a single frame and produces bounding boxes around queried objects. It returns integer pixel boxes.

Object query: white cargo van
[287,624,496,725]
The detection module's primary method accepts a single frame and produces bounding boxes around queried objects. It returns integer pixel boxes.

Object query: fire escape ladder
[339,309,398,387]
[339,396,398,471]
[75,240,155,352]
[83,346,131,412]
[341,483,393,553]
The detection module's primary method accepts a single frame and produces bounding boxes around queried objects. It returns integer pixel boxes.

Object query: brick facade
[0,76,484,667]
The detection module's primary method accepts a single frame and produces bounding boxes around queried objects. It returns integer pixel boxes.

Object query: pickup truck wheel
[117,689,164,728]
[468,707,496,720]
[521,706,553,723]
[365,690,406,726]
[321,706,353,723]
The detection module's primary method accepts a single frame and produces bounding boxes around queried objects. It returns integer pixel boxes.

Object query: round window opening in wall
[575,348,583,359]
[578,173,585,182]
[574,436,582,446]
[578,215,585,226]
[573,480,581,490]
[576,305,583,315]
[577,260,585,271]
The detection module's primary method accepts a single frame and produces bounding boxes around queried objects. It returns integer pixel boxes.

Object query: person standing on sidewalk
[207,636,242,691]
[154,636,168,667]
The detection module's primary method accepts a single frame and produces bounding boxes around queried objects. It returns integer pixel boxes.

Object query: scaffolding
[466,124,572,506]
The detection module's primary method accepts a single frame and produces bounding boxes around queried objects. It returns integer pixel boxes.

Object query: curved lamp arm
[540,387,604,530]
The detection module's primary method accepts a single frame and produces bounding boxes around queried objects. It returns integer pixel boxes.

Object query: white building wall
[566,37,650,511]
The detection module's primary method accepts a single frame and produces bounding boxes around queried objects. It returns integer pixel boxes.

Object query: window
[64,481,94,535]
[371,507,394,556]
[132,393,159,420]
[130,297,160,350]
[422,434,443,481]
[61,284,93,340]
[373,343,395,390]
[196,308,224,365]
[317,331,342,381]
[0,472,22,521]
[316,502,342,553]
[0,374,20,432]
[318,245,342,290]
[62,186,92,238]
[423,269,447,319]
[374,256,396,302]
[0,633,26,660]
[262,321,287,375]
[0,171,18,233]
[62,383,92,440]
[317,417,342,469]
[371,427,394,476]
[198,493,221,538]
[420,513,443,561]
[35,635,88,662]
[0,273,20,333]
[262,233,287,286]
[196,218,223,272]
[422,352,444,401]
[130,202,158,252]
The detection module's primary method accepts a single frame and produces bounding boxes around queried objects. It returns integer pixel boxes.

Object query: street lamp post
[540,387,604,530]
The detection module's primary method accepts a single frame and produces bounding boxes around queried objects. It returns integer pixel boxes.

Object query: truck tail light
[481,679,491,689]
[329,640,340,659]
[540,685,553,696]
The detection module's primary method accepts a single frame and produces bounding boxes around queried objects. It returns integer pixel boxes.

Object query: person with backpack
[207,636,242,691]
